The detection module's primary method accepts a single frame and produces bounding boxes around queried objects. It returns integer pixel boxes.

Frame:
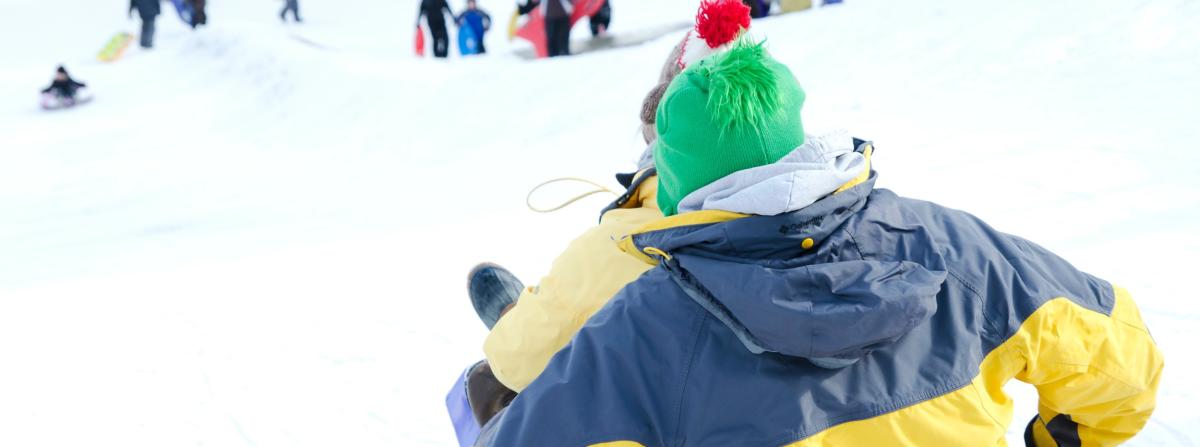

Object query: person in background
[41,66,87,102]
[742,0,771,18]
[189,0,208,28]
[281,0,302,23]
[419,0,455,58]
[590,0,610,37]
[128,0,159,49]
[457,0,492,53]
[517,0,573,57]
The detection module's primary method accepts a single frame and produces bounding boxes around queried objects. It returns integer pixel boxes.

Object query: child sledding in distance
[461,0,1164,445]
[41,66,90,109]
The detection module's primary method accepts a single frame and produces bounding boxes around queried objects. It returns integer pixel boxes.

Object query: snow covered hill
[1,0,1197,445]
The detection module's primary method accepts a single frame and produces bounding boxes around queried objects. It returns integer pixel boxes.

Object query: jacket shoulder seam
[946,268,1004,339]
[841,227,868,260]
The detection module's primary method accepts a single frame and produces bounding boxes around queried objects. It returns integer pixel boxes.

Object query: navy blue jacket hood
[629,174,947,363]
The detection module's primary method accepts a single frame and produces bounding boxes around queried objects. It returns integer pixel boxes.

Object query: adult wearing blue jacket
[475,33,1163,447]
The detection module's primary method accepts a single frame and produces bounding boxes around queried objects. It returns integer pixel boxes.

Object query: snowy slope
[1,0,1197,445]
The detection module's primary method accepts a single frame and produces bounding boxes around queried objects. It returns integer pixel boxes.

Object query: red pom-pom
[695,0,751,49]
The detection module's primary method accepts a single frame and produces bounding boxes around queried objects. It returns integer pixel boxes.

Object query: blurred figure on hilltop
[280,0,302,23]
[742,0,771,18]
[419,0,456,58]
[457,0,492,54]
[589,0,611,37]
[129,0,159,48]
[41,66,87,102]
[189,0,208,28]
[517,0,573,57]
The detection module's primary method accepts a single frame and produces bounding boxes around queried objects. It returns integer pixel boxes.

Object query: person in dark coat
[129,0,160,48]
[280,0,301,22]
[418,0,455,58]
[742,0,771,18]
[457,0,491,53]
[517,0,573,57]
[589,0,610,37]
[189,0,207,28]
[41,66,87,100]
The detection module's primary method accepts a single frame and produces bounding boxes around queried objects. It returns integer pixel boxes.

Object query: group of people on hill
[126,0,302,51]
[418,0,612,59]
[128,0,208,49]
[417,0,490,58]
[45,0,303,107]
[448,0,1164,446]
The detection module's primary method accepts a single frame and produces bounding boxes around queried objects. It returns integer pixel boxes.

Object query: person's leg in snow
[280,0,300,22]
[140,17,155,48]
[428,16,450,58]
[467,263,523,330]
[545,16,571,57]
[189,0,207,27]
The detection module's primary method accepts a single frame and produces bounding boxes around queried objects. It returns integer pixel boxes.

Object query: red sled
[415,25,427,57]
[514,0,606,58]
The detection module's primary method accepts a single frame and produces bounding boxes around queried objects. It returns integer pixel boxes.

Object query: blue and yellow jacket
[477,146,1163,446]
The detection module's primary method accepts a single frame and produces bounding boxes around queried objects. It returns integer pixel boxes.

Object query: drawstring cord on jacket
[525,177,618,213]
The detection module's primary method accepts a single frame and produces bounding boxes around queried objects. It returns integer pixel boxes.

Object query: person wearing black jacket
[129,0,160,48]
[41,66,87,100]
[590,0,610,37]
[518,0,573,57]
[742,0,770,18]
[189,0,208,28]
[280,0,302,23]
[418,0,455,58]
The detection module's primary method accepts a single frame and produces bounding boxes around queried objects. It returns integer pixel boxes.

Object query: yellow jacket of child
[484,172,661,392]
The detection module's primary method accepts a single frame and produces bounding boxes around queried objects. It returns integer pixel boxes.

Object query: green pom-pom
[702,37,780,133]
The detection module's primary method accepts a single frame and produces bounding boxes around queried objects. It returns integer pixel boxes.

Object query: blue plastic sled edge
[169,0,194,25]
[446,365,481,447]
[458,25,480,56]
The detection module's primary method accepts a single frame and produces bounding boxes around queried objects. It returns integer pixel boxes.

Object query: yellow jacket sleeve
[483,178,661,392]
[1017,287,1164,446]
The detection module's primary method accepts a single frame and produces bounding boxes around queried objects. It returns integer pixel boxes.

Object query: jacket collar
[620,141,875,264]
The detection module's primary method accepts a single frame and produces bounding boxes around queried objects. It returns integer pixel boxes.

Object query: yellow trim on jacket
[484,175,663,392]
[578,287,1162,446]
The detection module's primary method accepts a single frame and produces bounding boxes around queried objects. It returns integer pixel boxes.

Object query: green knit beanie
[654,38,806,216]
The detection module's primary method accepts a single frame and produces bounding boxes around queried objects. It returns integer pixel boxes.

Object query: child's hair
[639,40,687,144]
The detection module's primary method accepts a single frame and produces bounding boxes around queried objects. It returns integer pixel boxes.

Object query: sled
[446,366,481,447]
[97,32,135,62]
[169,0,195,25]
[41,92,94,111]
[458,23,481,56]
[507,10,520,41]
[512,21,690,60]
[511,0,607,58]
[415,25,427,57]
[780,0,813,13]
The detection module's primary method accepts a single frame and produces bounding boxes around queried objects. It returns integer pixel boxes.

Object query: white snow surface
[1,0,1198,445]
